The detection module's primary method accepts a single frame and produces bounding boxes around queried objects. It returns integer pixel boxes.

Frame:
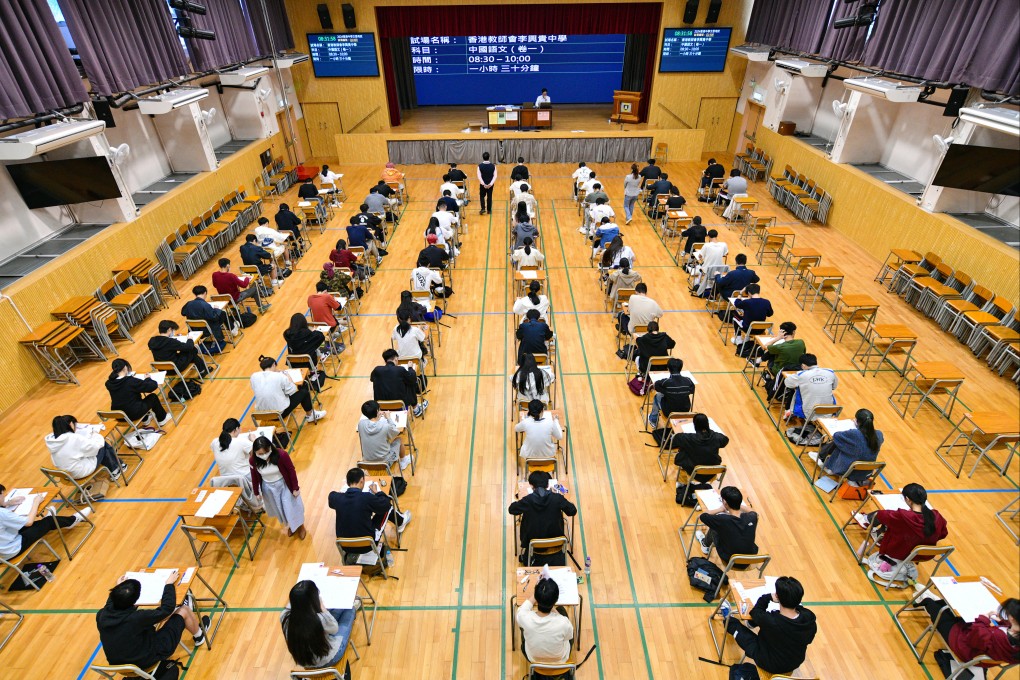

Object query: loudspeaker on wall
[342,3,356,29]
[705,0,722,23]
[683,0,700,24]
[317,3,333,30]
[944,86,968,118]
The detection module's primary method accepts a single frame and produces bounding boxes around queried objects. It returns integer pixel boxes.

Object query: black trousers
[138,394,167,421]
[18,514,76,549]
[478,186,493,212]
[922,599,961,643]
[280,385,313,418]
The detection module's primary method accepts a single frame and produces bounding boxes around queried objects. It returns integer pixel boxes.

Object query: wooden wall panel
[758,128,1020,306]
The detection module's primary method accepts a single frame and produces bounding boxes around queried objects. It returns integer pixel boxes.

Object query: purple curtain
[59,0,189,96]
[817,4,869,62]
[187,0,259,71]
[0,0,88,119]
[745,0,836,53]
[243,0,294,54]
[863,0,1019,95]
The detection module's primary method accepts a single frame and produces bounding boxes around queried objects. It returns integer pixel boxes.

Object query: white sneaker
[230,324,240,337]
[157,414,173,427]
[399,455,413,470]
[397,510,412,534]
[695,530,710,555]
[71,507,93,527]
[306,409,327,422]
[272,279,284,286]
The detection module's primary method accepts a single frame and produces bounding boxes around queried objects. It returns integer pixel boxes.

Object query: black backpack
[240,311,258,328]
[686,557,727,601]
[153,659,184,680]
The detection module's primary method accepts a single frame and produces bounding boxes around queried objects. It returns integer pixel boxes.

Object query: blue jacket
[827,428,883,484]
[594,224,620,248]
[715,266,760,299]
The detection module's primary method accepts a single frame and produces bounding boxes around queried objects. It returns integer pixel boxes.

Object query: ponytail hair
[110,358,130,380]
[630,163,639,179]
[527,399,545,421]
[219,418,241,452]
[902,483,936,537]
[527,281,541,306]
[855,408,880,452]
[396,312,411,337]
[259,355,276,371]
[619,257,630,275]
[522,236,532,255]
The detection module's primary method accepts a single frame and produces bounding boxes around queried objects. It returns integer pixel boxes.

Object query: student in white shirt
[411,264,444,295]
[589,199,615,227]
[392,314,427,361]
[319,165,341,185]
[535,89,551,106]
[513,281,551,320]
[45,414,123,481]
[254,220,291,262]
[0,483,90,560]
[516,577,573,665]
[514,187,538,218]
[695,229,730,296]
[619,282,663,334]
[211,417,258,478]
[580,173,598,195]
[250,356,325,423]
[571,162,591,199]
[432,201,459,231]
[509,178,529,200]
[515,399,563,459]
[512,353,555,404]
[439,176,462,203]
[511,237,545,269]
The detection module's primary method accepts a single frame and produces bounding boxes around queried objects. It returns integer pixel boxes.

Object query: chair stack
[766,164,832,225]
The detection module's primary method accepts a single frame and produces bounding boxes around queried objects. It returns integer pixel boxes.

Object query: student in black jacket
[283,313,328,363]
[673,413,727,482]
[727,576,817,676]
[328,468,410,559]
[181,285,232,350]
[697,485,758,565]
[516,309,553,363]
[148,320,208,376]
[297,177,319,201]
[240,233,277,279]
[96,572,208,670]
[648,358,695,429]
[634,320,676,376]
[510,157,530,182]
[639,158,661,182]
[418,236,450,269]
[680,216,708,257]
[370,349,428,417]
[274,203,304,242]
[508,471,577,565]
[105,359,170,426]
[700,158,726,189]
[396,290,428,323]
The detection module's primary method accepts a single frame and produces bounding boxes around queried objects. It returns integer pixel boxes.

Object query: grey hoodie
[358,416,400,464]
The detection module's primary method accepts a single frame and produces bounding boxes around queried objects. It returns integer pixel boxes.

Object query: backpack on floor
[628,376,649,396]
[687,557,727,601]
[153,659,184,680]
[240,311,258,328]
[728,662,760,680]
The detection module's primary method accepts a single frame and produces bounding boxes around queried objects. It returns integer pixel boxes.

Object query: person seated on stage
[515,575,574,664]
[182,285,236,350]
[281,580,357,671]
[380,162,405,193]
[297,176,320,201]
[731,283,773,346]
[617,282,662,335]
[419,235,451,270]
[46,414,123,481]
[646,173,674,211]
[512,352,555,404]
[713,253,760,301]
[359,399,410,471]
[240,233,283,285]
[148,319,209,378]
[508,470,576,568]
[371,349,428,417]
[512,237,545,269]
[329,468,410,560]
[817,408,883,484]
[308,281,344,337]
[634,320,675,377]
[696,485,758,564]
[516,309,553,363]
[921,597,1020,673]
[716,168,748,206]
[600,235,635,271]
[783,354,837,428]
[274,203,304,243]
[535,89,551,107]
[439,189,460,215]
[96,572,208,671]
[673,413,728,485]
[699,157,727,192]
[212,417,260,479]
[862,482,948,585]
[514,281,551,321]
[251,355,326,424]
[592,215,620,253]
[665,185,687,211]
[648,358,695,429]
[514,400,563,463]
[347,212,383,266]
[639,157,662,183]
[212,257,267,313]
[512,209,539,250]
[726,576,818,677]
[680,216,708,258]
[105,359,171,427]
[254,217,295,265]
[572,162,591,199]
[608,258,641,301]
[511,157,530,182]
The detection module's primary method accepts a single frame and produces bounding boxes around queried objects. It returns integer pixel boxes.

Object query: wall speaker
[317,3,333,30]
[705,0,722,23]
[944,86,969,118]
[93,100,116,128]
[342,3,356,29]
[683,0,700,23]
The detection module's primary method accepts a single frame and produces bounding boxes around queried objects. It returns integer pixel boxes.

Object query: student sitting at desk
[680,216,708,258]
[375,179,400,211]
[447,163,468,200]
[433,198,460,232]
[634,320,675,377]
[648,358,695,429]
[509,178,529,201]
[517,577,574,663]
[371,349,428,418]
[106,358,171,427]
[320,262,356,300]
[921,597,1020,672]
[212,257,267,313]
[255,217,297,264]
[297,177,320,202]
[646,174,674,215]
[380,162,405,194]
[588,197,615,232]
[364,186,389,215]
[309,281,342,333]
[274,203,305,243]
[509,470,576,567]
[412,261,448,299]
[731,284,773,349]
[618,283,663,335]
[818,408,883,484]
[697,486,758,565]
[700,158,726,191]
[608,258,641,300]
[0,482,91,562]
[600,235,635,271]
[514,281,551,321]
[392,314,427,365]
[716,168,748,207]
[329,239,370,281]
[440,175,462,204]
[512,237,545,269]
[359,400,410,471]
[863,483,948,585]
[583,182,608,208]
[782,353,837,427]
[329,468,410,559]
[418,235,451,270]
[46,414,124,481]
[251,355,325,424]
[282,580,356,671]
[511,156,530,181]
[665,185,687,210]
[182,285,235,351]
[571,162,591,199]
[240,233,283,285]
[692,231,728,296]
[512,207,539,249]
[639,158,661,183]
[592,215,619,251]
[713,253,760,302]
[250,435,306,540]
[397,290,428,323]
[513,353,555,404]
[516,310,554,363]
[727,576,818,676]
[96,573,208,671]
[212,418,258,479]
[764,322,806,396]
[284,313,329,367]
[515,400,563,461]
[347,212,382,267]
[673,413,728,485]
[439,188,460,214]
[148,319,209,378]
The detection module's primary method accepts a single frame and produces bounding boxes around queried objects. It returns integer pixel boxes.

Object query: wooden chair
[526,536,569,568]
[96,410,149,472]
[937,284,992,332]
[904,262,953,308]
[956,297,1015,350]
[889,251,940,295]
[653,142,668,164]
[0,538,62,591]
[89,662,163,679]
[149,361,199,424]
[250,411,299,451]
[713,553,771,601]
[336,534,391,580]
[973,313,1020,366]
[179,514,250,567]
[813,459,887,503]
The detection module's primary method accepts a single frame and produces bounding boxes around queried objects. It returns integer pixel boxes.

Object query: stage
[335,104,706,165]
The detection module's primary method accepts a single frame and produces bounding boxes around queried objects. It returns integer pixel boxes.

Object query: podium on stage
[612,90,642,124]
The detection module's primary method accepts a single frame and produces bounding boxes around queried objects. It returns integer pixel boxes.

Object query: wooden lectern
[612,90,642,124]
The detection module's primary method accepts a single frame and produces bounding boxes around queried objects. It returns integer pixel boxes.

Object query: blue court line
[945,558,960,577]
[97,498,187,503]
[879,472,893,490]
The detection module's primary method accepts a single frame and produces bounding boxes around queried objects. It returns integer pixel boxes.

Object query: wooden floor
[398,104,654,134]
[1,157,1018,680]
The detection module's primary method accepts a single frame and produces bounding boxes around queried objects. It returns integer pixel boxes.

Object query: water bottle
[35,564,54,583]
[584,556,591,578]
[719,599,732,619]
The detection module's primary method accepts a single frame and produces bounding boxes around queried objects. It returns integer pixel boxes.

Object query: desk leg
[707,586,734,659]
[191,571,229,650]
[0,600,24,652]
[358,578,377,642]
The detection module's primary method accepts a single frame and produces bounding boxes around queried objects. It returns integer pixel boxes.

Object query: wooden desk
[709,576,776,661]
[896,575,1005,661]
[743,212,777,245]
[756,226,795,266]
[486,107,521,129]
[511,566,583,651]
[822,293,879,343]
[889,361,965,420]
[18,321,104,385]
[178,487,241,522]
[112,258,152,281]
[851,324,918,376]
[728,196,759,226]
[795,266,844,312]
[775,247,821,289]
[935,411,1020,478]
[875,248,923,285]
[514,268,547,296]
[520,107,553,129]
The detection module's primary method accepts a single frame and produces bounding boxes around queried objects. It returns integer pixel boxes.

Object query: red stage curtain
[375,2,663,126]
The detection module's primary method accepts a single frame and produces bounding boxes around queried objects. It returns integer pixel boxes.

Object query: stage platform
[335,104,706,165]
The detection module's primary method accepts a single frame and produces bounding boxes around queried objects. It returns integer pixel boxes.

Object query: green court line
[500,185,509,680]
[551,198,655,680]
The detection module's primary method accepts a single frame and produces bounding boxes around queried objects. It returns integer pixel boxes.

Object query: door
[303,102,343,159]
[697,97,738,153]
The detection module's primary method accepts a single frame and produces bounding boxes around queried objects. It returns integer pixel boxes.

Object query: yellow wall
[0,135,285,415]
[757,128,1020,307]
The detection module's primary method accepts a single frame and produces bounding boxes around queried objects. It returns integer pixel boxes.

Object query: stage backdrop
[375,3,662,126]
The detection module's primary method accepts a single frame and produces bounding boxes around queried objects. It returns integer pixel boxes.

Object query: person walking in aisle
[250,436,306,540]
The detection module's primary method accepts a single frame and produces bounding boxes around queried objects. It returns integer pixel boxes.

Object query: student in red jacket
[863,483,948,585]
[211,258,268,313]
[923,597,1020,670]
